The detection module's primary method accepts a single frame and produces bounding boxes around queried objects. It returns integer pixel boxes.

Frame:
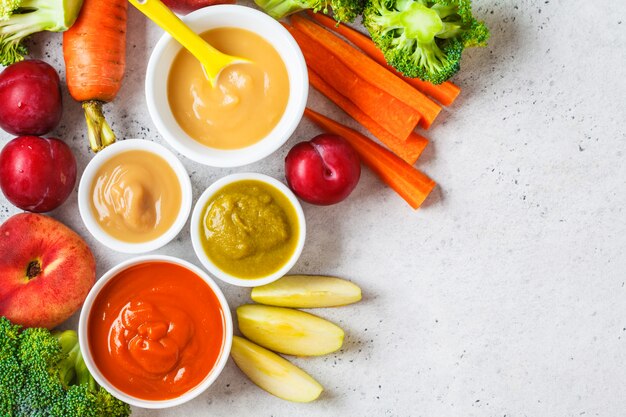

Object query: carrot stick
[401,73,460,107]
[308,69,428,164]
[304,108,436,209]
[306,11,461,106]
[284,24,420,140]
[63,0,128,152]
[291,15,441,129]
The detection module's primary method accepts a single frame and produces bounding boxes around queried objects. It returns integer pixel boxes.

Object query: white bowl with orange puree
[145,5,308,167]
[78,255,233,409]
[78,139,192,253]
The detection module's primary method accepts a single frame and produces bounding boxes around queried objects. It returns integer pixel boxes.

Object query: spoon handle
[129,0,225,68]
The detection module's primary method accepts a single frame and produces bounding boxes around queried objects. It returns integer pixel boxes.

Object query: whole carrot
[63,0,128,152]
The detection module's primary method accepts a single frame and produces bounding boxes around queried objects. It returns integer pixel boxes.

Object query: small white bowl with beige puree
[78,139,192,254]
[145,5,308,167]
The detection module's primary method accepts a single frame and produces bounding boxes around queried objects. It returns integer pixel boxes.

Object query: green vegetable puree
[200,180,299,279]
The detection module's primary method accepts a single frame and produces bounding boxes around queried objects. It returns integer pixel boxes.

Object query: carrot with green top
[63,0,128,152]
[291,15,441,129]
[304,108,436,209]
[308,69,428,164]
[306,11,461,106]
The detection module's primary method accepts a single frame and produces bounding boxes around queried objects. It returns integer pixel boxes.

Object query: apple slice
[230,336,323,403]
[251,275,362,308]
[237,304,344,356]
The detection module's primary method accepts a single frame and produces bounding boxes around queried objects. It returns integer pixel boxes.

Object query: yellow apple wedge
[251,275,362,308]
[237,304,344,356]
[230,336,323,402]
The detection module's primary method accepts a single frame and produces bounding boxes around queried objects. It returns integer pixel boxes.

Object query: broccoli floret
[0,0,84,66]
[329,0,364,23]
[0,317,131,417]
[254,0,363,23]
[363,0,489,84]
[0,317,22,416]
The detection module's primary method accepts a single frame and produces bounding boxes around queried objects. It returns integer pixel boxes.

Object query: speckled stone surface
[1,1,625,416]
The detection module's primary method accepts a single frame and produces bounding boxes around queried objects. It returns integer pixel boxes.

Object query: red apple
[0,136,77,213]
[0,60,63,136]
[0,213,96,329]
[285,134,361,205]
[161,0,235,14]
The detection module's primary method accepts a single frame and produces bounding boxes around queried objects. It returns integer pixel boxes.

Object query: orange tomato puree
[88,261,226,400]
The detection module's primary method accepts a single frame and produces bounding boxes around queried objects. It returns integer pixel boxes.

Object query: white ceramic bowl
[78,255,233,409]
[191,173,306,287]
[78,139,192,254]
[145,5,308,168]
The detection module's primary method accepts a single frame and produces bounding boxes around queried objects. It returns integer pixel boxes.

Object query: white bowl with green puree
[190,173,306,287]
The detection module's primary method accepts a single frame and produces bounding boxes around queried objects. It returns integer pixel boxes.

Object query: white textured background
[1,0,625,416]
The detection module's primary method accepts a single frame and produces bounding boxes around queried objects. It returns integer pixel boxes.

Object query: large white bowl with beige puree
[145,5,308,168]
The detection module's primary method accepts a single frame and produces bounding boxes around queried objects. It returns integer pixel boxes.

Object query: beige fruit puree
[167,27,289,149]
[90,150,181,243]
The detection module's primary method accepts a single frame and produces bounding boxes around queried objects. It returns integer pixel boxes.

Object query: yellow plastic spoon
[129,0,249,87]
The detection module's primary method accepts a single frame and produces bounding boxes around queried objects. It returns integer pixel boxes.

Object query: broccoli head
[0,0,84,66]
[363,0,489,84]
[254,0,363,23]
[0,317,131,417]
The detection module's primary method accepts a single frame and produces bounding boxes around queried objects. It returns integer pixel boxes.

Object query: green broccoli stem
[437,22,465,39]
[12,0,84,30]
[0,0,79,37]
[430,3,458,19]
[0,14,42,65]
[83,101,116,153]
[52,330,97,391]
[379,2,443,42]
[0,37,26,66]
[254,0,326,19]
[0,12,50,43]
[74,348,97,391]
[0,0,84,65]
[52,330,79,387]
